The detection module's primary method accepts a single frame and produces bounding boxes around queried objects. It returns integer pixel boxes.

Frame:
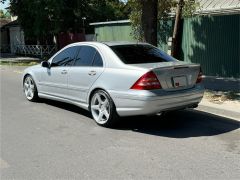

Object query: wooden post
[171,0,184,58]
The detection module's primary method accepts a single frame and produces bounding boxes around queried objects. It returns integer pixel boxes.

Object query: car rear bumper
[109,84,204,116]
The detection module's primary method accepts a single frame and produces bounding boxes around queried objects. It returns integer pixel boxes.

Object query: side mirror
[41,61,50,68]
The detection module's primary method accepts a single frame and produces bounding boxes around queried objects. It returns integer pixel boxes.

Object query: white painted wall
[11,16,18,21]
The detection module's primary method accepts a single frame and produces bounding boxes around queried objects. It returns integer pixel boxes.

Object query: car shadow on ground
[40,99,239,138]
[118,110,239,138]
[39,98,92,118]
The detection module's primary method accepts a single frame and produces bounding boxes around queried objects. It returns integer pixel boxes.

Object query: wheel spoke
[30,84,34,90]
[27,78,31,85]
[29,90,33,98]
[92,105,100,111]
[102,99,108,106]
[95,94,102,104]
[98,111,104,121]
[103,110,109,119]
[24,83,28,89]
[24,89,28,96]
[27,90,31,97]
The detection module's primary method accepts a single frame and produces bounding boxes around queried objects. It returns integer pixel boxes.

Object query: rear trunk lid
[128,61,201,91]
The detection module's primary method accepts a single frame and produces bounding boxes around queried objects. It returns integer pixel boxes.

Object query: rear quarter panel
[87,67,147,103]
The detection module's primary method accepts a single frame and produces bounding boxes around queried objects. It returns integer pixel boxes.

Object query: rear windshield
[110,44,176,64]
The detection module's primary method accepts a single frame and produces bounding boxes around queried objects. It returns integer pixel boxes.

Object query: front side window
[74,46,96,66]
[51,46,78,67]
[110,44,177,64]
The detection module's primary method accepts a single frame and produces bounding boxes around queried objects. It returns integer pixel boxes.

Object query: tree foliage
[0,0,10,18]
[129,0,199,42]
[0,9,11,18]
[9,0,130,43]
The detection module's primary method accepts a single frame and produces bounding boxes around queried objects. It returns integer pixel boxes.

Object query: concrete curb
[0,54,41,63]
[0,58,41,63]
[196,104,240,123]
[203,76,240,91]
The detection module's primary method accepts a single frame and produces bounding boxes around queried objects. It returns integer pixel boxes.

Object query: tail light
[196,67,203,83]
[131,71,161,90]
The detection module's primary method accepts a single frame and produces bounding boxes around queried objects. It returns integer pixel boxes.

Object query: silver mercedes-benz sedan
[23,42,204,127]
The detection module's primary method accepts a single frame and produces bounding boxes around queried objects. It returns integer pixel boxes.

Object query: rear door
[40,46,78,98]
[67,45,104,103]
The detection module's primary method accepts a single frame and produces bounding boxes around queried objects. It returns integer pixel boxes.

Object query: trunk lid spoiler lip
[152,63,200,71]
[126,61,200,70]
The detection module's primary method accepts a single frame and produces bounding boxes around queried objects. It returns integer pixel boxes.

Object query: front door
[40,46,78,98]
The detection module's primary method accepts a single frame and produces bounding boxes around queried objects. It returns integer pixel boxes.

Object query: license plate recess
[172,76,187,87]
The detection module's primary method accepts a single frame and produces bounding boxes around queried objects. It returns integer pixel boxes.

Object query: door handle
[61,70,68,74]
[88,70,96,76]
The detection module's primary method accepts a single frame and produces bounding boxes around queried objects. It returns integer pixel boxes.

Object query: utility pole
[82,17,86,34]
[171,0,184,58]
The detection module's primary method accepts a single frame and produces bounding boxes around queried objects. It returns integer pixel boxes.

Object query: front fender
[22,65,42,89]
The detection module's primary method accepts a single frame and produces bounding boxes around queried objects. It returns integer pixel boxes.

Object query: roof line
[90,20,130,26]
[196,7,240,14]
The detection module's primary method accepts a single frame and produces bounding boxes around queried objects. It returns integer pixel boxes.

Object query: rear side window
[74,46,96,66]
[51,46,78,67]
[92,51,103,67]
[110,44,177,64]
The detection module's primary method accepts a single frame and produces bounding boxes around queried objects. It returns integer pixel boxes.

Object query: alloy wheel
[24,76,35,100]
[91,92,110,124]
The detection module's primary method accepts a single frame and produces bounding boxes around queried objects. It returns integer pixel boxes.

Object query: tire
[90,90,119,127]
[23,75,39,102]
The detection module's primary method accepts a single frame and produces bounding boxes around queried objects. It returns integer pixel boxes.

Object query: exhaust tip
[156,112,163,116]
[189,104,198,108]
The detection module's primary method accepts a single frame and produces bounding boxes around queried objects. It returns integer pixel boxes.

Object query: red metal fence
[58,32,86,49]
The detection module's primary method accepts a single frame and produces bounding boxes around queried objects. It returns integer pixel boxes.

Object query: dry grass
[204,90,240,104]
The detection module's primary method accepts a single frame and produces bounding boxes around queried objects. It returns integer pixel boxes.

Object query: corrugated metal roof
[0,20,19,29]
[199,0,240,9]
[0,19,11,28]
[197,0,240,14]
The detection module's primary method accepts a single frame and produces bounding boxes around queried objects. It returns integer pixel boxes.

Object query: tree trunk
[141,0,158,46]
[171,0,184,58]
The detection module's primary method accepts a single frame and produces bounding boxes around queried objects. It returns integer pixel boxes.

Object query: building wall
[181,14,239,78]
[1,30,9,45]
[93,14,240,78]
[9,26,25,53]
[0,29,10,52]
[95,23,135,42]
